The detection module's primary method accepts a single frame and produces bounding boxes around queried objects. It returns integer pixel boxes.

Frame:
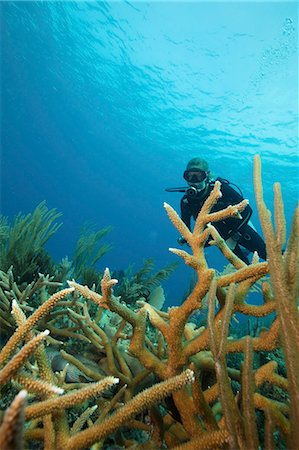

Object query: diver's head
[183,157,210,192]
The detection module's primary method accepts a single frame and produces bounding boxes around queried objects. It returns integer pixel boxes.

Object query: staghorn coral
[0,285,195,448]
[68,156,297,448]
[0,155,298,449]
[0,268,63,342]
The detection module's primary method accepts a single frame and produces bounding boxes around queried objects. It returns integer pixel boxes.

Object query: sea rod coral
[0,155,298,449]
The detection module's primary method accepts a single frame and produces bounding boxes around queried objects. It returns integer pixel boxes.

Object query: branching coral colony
[0,155,298,450]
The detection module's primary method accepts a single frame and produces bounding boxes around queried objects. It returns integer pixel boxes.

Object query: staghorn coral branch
[70,278,167,379]
[24,428,44,442]
[228,317,280,353]
[254,361,288,391]
[11,298,27,329]
[0,330,50,385]
[253,393,290,436]
[68,277,138,326]
[11,287,59,450]
[192,227,211,249]
[70,405,98,435]
[63,369,195,450]
[137,301,169,334]
[129,308,166,378]
[67,281,108,309]
[25,377,119,420]
[86,318,132,384]
[47,324,91,342]
[112,345,133,381]
[0,288,74,367]
[14,373,64,396]
[101,267,118,300]
[96,384,127,423]
[233,301,276,316]
[161,270,215,376]
[172,429,229,450]
[169,247,202,270]
[208,199,249,224]
[185,302,279,359]
[164,202,193,243]
[208,224,246,269]
[217,262,268,287]
[111,319,127,345]
[193,180,223,235]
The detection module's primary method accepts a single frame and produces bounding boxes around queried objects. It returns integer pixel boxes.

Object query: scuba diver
[166,157,267,264]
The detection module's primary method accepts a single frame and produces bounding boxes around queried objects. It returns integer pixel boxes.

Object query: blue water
[1,1,298,306]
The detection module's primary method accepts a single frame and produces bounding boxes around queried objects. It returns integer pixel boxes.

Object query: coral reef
[0,155,298,449]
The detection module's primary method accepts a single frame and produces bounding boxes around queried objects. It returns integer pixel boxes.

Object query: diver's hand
[177,236,187,246]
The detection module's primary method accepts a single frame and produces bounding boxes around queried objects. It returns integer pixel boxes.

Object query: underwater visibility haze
[1,1,298,303]
[0,2,299,449]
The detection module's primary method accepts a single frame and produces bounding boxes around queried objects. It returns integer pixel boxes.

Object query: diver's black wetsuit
[180,177,267,264]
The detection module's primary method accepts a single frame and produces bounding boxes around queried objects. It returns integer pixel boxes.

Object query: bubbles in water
[282,18,295,36]
[238,16,297,111]
[250,16,297,91]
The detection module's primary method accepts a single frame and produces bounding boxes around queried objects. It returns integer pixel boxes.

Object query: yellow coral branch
[0,288,74,367]
[164,202,193,243]
[172,429,229,449]
[0,330,49,385]
[25,377,119,420]
[64,369,195,450]
[14,373,64,396]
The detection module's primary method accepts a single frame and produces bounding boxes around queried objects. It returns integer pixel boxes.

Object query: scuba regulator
[165,186,206,199]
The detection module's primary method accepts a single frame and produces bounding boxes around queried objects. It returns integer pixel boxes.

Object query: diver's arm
[221,182,253,233]
[180,197,191,229]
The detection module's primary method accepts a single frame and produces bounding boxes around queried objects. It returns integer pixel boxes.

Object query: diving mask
[183,170,208,183]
